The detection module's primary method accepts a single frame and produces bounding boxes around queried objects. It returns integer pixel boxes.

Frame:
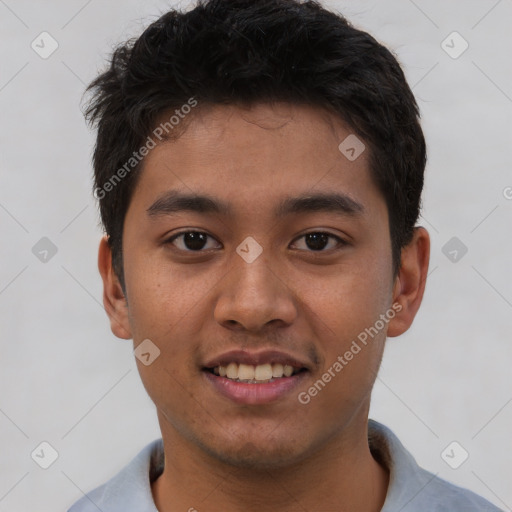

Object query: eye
[165,230,346,253]
[290,231,346,252]
[165,231,221,252]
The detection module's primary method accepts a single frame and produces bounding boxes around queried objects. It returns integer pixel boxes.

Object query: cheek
[297,267,391,417]
[123,249,193,340]
[126,268,201,407]
[297,258,392,406]
[304,259,393,341]
[123,256,219,383]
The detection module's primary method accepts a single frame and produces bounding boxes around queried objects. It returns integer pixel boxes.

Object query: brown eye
[167,231,221,251]
[291,232,346,252]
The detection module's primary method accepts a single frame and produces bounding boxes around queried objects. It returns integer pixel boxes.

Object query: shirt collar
[74,420,435,511]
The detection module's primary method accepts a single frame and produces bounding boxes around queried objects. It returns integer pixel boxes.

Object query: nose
[213,251,298,333]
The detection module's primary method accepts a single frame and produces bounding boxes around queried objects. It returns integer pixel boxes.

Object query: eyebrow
[147,190,364,219]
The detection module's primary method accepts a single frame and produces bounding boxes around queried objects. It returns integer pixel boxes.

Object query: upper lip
[203,349,311,371]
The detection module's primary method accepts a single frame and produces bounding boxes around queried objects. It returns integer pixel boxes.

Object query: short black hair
[85,0,426,290]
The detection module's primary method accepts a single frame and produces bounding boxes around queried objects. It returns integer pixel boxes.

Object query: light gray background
[1,1,511,511]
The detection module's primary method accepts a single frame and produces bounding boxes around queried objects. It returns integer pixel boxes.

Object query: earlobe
[387,227,430,338]
[97,235,132,340]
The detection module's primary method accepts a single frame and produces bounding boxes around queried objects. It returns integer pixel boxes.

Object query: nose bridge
[214,247,297,330]
[234,250,278,298]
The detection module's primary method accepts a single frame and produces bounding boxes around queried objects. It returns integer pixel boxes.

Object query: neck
[151,416,389,512]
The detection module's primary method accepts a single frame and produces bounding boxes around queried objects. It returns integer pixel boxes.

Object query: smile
[203,363,309,405]
[208,362,303,383]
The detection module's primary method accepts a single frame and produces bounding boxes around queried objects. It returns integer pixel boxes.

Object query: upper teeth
[213,363,296,381]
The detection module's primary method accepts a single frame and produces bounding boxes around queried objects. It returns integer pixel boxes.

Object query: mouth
[204,362,306,384]
[202,350,310,405]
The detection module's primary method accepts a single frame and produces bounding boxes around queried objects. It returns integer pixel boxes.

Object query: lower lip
[203,370,308,405]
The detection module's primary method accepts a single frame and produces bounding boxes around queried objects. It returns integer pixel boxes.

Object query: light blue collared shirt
[68,419,503,511]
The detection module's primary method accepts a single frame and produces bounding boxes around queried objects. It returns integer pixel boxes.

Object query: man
[68,0,503,510]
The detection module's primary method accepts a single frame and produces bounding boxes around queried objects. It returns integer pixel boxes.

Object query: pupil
[184,232,207,250]
[182,233,329,251]
[306,233,328,251]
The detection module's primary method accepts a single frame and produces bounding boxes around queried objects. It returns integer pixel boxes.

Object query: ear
[387,227,430,337]
[97,235,132,339]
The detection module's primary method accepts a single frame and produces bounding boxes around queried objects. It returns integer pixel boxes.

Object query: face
[110,103,403,469]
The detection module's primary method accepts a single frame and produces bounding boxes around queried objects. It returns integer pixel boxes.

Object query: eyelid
[166,230,222,251]
[165,229,347,253]
[290,230,347,251]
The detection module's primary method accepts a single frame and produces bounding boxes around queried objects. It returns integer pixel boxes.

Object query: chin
[195,430,312,470]
[207,444,302,470]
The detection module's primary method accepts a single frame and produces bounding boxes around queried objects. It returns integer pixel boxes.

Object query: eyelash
[165,230,347,253]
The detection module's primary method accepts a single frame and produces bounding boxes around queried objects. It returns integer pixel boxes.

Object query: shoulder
[368,420,504,512]
[406,466,504,511]
[67,439,163,512]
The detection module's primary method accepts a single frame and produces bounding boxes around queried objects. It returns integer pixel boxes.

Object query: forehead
[130,102,383,218]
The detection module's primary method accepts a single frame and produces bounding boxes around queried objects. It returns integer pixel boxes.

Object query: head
[88,0,429,469]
